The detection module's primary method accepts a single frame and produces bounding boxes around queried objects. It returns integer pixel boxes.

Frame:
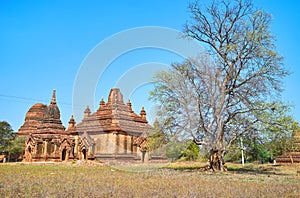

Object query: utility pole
[241,137,245,167]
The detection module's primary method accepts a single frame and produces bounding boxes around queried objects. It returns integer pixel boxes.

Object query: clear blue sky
[1,0,299,131]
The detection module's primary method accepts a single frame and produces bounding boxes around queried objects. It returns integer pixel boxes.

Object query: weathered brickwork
[18,88,165,162]
[275,131,300,163]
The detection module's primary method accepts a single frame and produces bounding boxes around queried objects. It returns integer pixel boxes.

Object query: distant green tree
[0,121,25,162]
[246,138,269,163]
[181,140,200,161]
[7,136,25,162]
[148,120,166,156]
[225,102,298,163]
[165,139,200,162]
[223,143,242,163]
[264,118,299,160]
[253,102,298,161]
[0,121,14,153]
[166,140,186,162]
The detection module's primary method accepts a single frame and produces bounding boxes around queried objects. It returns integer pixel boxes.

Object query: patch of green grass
[162,161,208,170]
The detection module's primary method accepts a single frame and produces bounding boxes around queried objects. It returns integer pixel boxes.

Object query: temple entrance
[142,151,146,162]
[62,148,67,161]
[82,149,86,160]
[26,146,32,162]
[28,147,32,161]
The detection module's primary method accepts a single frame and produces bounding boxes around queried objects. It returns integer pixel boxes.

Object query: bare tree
[150,0,288,171]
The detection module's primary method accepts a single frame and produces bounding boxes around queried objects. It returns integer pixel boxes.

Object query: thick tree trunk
[209,148,227,171]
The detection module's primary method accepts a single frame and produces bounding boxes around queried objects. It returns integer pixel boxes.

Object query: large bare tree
[150,0,288,171]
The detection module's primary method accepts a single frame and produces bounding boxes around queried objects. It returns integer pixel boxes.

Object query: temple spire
[140,106,146,120]
[100,97,105,108]
[51,89,56,105]
[67,115,76,131]
[127,99,133,113]
[84,105,91,118]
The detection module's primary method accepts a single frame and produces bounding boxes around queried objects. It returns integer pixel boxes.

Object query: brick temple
[18,88,163,162]
[275,131,300,163]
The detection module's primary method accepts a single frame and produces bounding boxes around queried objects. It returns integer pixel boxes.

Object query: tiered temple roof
[17,88,160,162]
[18,90,66,136]
[76,88,152,135]
[36,90,66,134]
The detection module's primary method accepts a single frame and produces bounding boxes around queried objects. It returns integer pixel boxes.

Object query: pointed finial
[69,115,75,123]
[100,97,105,107]
[140,106,146,120]
[84,105,91,118]
[51,89,56,105]
[67,115,76,131]
[127,99,133,113]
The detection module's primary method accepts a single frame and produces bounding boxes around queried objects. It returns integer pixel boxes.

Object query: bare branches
[151,0,288,157]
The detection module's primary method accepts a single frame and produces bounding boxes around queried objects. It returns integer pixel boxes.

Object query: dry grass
[0,161,299,197]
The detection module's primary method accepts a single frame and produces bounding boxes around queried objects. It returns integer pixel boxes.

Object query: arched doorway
[25,146,32,162]
[142,151,146,162]
[82,149,86,160]
[62,148,67,161]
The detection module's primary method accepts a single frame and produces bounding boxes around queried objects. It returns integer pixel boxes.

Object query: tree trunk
[209,148,227,171]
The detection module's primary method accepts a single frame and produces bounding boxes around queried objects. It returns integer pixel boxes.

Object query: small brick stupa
[18,90,81,162]
[275,131,300,163]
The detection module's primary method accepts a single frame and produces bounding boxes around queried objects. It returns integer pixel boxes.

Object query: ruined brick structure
[275,131,300,163]
[18,88,162,162]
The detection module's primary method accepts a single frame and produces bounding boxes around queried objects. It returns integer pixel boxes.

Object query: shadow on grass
[162,163,291,176]
[226,166,283,176]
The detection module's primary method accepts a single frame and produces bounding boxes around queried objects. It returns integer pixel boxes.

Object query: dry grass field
[0,161,299,197]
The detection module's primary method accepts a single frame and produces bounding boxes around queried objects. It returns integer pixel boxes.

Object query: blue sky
[0,0,300,131]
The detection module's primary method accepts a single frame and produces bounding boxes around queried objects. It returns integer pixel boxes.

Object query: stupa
[18,88,166,162]
[275,131,300,163]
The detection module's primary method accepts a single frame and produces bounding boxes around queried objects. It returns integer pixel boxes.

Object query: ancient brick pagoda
[18,88,161,162]
[275,131,300,163]
[76,88,153,161]
[18,90,80,162]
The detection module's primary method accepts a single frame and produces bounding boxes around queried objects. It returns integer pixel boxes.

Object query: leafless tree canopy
[150,0,288,170]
